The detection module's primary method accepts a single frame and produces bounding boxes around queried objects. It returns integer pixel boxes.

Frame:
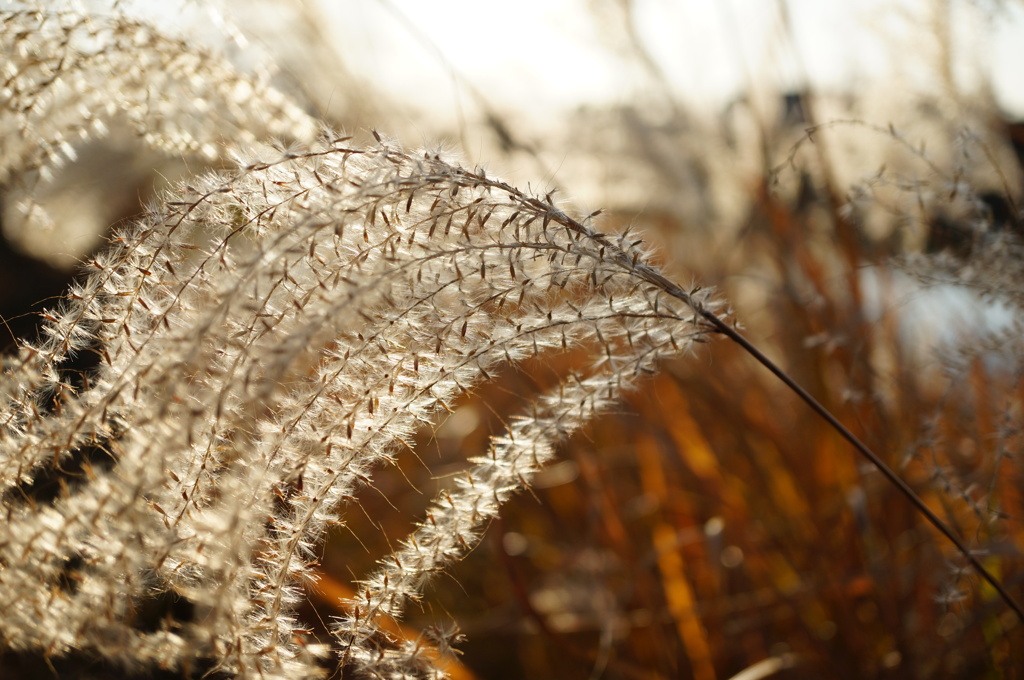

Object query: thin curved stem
[449,168,1024,624]
[697,306,1024,624]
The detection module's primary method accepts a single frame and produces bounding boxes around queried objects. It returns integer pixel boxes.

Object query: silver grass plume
[0,9,318,240]
[0,9,720,676]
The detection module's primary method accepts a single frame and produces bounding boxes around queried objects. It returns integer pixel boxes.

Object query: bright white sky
[315,0,1024,120]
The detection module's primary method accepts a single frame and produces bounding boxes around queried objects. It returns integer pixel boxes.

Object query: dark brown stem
[696,306,1024,624]
[470,166,1024,624]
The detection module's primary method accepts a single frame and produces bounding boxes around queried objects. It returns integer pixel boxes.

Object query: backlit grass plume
[0,118,717,677]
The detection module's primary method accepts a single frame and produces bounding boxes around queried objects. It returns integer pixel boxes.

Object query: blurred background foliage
[3,1,1024,678]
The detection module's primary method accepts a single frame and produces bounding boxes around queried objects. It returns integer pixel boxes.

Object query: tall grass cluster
[1,2,1023,679]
